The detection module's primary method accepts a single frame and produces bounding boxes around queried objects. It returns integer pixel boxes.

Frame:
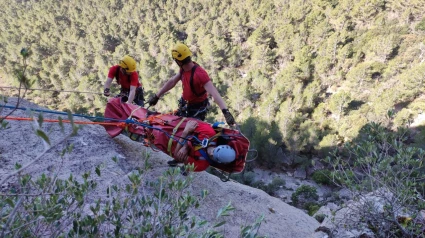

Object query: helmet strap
[174,59,183,68]
[199,148,217,166]
[181,56,191,65]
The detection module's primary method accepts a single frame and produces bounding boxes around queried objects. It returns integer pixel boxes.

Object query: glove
[148,94,160,106]
[103,88,110,97]
[222,109,235,126]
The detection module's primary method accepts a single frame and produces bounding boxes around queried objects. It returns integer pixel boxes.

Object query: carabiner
[201,138,209,148]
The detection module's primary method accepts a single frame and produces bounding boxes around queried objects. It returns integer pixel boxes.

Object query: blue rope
[1,103,191,144]
[1,104,210,146]
[1,104,125,122]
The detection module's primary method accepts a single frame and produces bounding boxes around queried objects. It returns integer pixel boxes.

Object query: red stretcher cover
[103,98,250,173]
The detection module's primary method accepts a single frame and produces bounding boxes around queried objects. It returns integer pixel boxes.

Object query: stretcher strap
[193,131,222,151]
[167,117,187,156]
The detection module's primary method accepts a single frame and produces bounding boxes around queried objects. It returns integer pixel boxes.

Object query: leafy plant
[0,95,9,129]
[231,171,257,186]
[291,185,319,208]
[328,122,425,237]
[415,17,425,32]
[1,150,265,237]
[251,177,285,196]
[0,47,34,127]
[311,169,333,186]
[306,203,320,216]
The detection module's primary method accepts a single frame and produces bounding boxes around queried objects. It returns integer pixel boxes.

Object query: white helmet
[212,145,236,164]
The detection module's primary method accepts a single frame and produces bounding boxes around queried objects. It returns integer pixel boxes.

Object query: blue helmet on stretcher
[212,145,236,164]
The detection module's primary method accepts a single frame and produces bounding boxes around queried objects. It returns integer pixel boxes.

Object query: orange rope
[2,116,160,151]
[148,114,170,125]
[1,116,127,127]
[2,116,159,150]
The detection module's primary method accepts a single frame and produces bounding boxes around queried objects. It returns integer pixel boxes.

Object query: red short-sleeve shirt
[180,64,210,103]
[108,65,141,90]
[185,148,210,172]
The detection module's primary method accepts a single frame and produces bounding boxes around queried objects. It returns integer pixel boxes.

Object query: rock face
[0,98,319,237]
[312,189,425,238]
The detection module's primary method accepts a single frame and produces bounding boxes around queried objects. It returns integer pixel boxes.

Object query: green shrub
[264,177,285,196]
[231,171,257,186]
[311,169,333,185]
[415,18,425,32]
[306,203,320,216]
[0,95,8,129]
[291,185,319,207]
[1,163,267,237]
[317,134,342,157]
[270,177,285,189]
[243,171,257,185]
[231,173,243,183]
[251,180,267,191]
[251,177,285,196]
[329,122,425,236]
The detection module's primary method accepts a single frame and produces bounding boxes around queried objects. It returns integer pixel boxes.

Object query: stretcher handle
[246,149,258,163]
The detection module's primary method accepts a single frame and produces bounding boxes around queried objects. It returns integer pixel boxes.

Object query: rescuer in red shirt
[103,55,144,106]
[147,43,235,125]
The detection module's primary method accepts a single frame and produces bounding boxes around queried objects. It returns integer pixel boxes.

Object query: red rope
[2,116,159,150]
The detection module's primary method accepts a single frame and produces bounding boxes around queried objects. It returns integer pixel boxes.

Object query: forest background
[1,0,425,168]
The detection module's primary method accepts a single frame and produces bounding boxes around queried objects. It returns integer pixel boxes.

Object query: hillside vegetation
[1,0,425,165]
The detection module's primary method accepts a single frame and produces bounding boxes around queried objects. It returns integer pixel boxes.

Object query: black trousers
[175,98,210,121]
